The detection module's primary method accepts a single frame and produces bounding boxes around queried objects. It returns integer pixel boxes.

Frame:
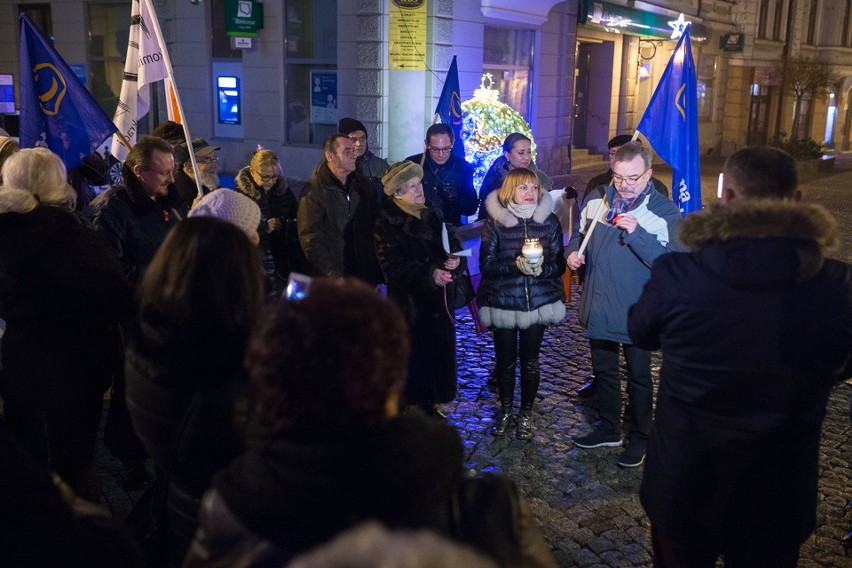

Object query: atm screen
[217,76,241,125]
[0,74,14,114]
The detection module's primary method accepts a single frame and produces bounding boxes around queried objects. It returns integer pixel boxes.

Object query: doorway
[747,84,770,146]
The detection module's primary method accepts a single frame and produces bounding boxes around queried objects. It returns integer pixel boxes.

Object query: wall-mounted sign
[389,0,427,70]
[720,33,744,52]
[225,0,263,37]
[310,70,337,125]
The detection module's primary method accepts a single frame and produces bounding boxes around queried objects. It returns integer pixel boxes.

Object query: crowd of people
[0,115,850,568]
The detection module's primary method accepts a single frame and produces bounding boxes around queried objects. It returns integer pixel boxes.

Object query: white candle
[717,173,724,199]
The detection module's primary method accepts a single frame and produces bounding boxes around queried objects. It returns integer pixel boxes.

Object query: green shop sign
[225,0,263,37]
[579,0,684,41]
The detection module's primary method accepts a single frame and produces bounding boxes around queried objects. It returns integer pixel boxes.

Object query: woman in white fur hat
[477,168,566,439]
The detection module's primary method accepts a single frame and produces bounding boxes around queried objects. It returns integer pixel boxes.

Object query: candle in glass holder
[521,238,543,261]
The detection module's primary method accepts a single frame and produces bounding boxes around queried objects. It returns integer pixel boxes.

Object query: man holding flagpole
[567,142,683,468]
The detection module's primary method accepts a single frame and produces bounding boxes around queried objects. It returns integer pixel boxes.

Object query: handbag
[446,269,475,310]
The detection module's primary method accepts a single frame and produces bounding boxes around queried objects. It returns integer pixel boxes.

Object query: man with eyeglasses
[297,134,382,284]
[338,117,389,200]
[87,135,186,487]
[172,137,221,211]
[405,123,477,226]
[566,141,683,469]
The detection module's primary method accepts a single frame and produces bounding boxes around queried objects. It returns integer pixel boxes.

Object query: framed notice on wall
[389,0,426,70]
[310,70,337,125]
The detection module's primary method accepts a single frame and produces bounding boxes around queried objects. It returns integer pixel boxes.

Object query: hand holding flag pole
[577,195,609,257]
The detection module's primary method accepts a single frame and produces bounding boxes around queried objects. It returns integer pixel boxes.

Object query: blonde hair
[496,167,541,206]
[250,149,283,177]
[0,148,75,212]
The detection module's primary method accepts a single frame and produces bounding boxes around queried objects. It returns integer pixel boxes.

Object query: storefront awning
[579,0,682,41]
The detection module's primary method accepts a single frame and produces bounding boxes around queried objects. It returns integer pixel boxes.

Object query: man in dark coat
[628,146,852,566]
[297,134,382,285]
[406,123,478,226]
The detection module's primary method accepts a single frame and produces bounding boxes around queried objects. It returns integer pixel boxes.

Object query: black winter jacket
[477,191,566,314]
[296,161,381,284]
[405,152,477,225]
[87,165,184,284]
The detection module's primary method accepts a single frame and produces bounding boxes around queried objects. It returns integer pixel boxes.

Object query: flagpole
[114,130,133,152]
[142,0,204,198]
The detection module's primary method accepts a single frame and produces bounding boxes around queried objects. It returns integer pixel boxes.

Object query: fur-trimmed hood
[484,188,553,228]
[679,199,840,255]
[678,199,841,283]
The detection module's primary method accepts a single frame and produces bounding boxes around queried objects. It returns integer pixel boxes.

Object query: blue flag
[433,56,465,159]
[19,13,117,171]
[636,25,701,214]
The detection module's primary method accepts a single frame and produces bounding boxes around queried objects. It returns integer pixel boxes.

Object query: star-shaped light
[667,13,690,39]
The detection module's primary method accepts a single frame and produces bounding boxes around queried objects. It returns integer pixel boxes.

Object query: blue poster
[310,70,337,125]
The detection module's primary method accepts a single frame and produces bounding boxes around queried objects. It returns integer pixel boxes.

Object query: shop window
[696,55,716,122]
[483,26,535,122]
[284,0,337,145]
[87,3,130,118]
[792,94,812,140]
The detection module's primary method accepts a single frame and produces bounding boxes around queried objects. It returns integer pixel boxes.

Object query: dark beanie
[608,134,634,148]
[338,117,367,136]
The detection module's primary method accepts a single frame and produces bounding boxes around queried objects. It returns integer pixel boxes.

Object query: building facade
[1,0,847,185]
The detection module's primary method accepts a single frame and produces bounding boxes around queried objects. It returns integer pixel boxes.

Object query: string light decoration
[461,74,536,190]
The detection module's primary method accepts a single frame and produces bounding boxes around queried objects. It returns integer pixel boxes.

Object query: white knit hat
[188,189,261,239]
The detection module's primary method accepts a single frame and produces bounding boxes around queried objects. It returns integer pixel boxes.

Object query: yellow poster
[389,0,427,70]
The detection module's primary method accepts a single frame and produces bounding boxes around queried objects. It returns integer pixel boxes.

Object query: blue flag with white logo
[19,12,117,171]
[636,25,701,214]
[433,56,465,159]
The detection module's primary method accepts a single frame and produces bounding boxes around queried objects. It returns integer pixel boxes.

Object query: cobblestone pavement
[99,153,852,567]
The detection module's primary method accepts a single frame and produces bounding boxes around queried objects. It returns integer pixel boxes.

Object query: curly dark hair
[248,278,410,437]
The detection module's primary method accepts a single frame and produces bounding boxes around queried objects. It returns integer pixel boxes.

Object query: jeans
[493,325,546,412]
[589,338,652,446]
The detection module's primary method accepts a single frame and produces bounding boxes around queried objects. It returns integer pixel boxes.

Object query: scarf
[606,186,650,222]
[507,201,537,220]
[394,199,426,219]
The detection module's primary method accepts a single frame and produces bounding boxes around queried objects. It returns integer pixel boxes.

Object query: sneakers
[516,411,534,440]
[617,444,646,468]
[576,380,597,399]
[574,429,623,449]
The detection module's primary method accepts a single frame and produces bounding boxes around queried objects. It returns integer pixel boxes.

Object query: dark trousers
[589,338,652,446]
[493,325,546,412]
[651,526,800,568]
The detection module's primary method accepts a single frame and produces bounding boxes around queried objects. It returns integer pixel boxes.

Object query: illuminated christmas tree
[461,74,536,190]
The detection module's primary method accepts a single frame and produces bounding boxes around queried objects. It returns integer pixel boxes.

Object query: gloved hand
[516,256,543,277]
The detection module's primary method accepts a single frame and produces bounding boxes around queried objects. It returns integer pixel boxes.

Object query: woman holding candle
[477,168,566,439]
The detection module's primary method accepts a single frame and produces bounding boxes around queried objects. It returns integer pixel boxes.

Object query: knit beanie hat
[338,117,367,136]
[189,189,261,239]
[381,160,423,196]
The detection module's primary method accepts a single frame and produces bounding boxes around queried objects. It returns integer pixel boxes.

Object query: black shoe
[486,375,499,393]
[577,380,597,399]
[491,410,513,436]
[617,444,646,468]
[575,429,622,449]
[516,411,534,440]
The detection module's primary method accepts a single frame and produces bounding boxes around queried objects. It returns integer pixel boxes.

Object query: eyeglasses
[252,168,278,182]
[612,169,650,184]
[428,146,453,155]
[198,155,219,164]
[140,165,174,178]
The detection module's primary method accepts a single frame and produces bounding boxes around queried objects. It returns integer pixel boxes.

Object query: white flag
[111,0,172,161]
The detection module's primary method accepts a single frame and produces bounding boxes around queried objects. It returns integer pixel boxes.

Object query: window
[772,0,784,40]
[284,0,337,145]
[793,93,812,140]
[758,0,770,39]
[844,0,852,46]
[87,3,130,117]
[212,0,242,59]
[482,27,535,122]
[19,4,52,39]
[696,55,716,122]
[807,0,818,44]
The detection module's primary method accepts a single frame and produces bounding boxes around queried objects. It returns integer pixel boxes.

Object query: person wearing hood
[477,168,566,440]
[478,133,553,220]
[373,160,465,415]
[338,117,389,199]
[628,146,852,567]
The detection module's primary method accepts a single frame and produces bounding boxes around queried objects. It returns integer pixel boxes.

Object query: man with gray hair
[628,146,852,566]
[567,141,683,468]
